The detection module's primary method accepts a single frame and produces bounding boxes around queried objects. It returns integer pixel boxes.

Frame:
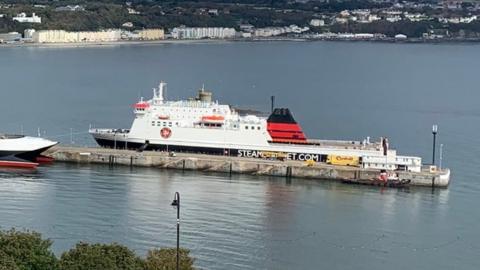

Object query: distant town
[1,0,480,44]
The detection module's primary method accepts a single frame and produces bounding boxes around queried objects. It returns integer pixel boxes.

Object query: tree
[144,248,195,270]
[58,242,144,270]
[0,229,57,270]
[0,250,20,270]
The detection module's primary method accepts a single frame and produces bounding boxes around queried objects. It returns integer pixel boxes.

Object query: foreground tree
[0,250,20,270]
[0,228,196,270]
[58,242,144,270]
[144,248,195,270]
[0,229,57,270]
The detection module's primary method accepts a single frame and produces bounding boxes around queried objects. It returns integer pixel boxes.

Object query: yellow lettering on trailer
[326,155,360,166]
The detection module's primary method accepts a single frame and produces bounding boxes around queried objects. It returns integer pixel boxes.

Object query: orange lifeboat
[201,115,225,122]
[158,115,170,120]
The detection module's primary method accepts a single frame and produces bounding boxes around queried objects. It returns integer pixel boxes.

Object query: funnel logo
[160,127,172,139]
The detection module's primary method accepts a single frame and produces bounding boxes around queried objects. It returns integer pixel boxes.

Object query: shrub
[0,250,20,270]
[144,248,195,270]
[0,229,57,270]
[58,242,144,270]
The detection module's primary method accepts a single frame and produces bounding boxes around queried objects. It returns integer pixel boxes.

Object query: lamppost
[171,192,180,270]
[432,125,438,165]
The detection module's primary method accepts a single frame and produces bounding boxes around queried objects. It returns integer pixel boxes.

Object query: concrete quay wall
[45,146,449,188]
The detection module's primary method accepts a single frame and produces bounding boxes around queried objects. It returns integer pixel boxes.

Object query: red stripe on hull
[36,156,54,164]
[0,161,39,169]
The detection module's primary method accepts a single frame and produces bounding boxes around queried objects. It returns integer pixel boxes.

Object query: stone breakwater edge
[45,146,450,188]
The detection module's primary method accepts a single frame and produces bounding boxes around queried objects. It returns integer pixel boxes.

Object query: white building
[253,25,309,37]
[24,29,36,39]
[404,13,430,22]
[439,15,477,24]
[171,27,236,39]
[55,5,85,12]
[127,8,140,15]
[335,17,349,24]
[122,22,134,28]
[13,13,41,23]
[386,15,402,22]
[310,19,325,27]
[32,30,122,43]
[208,9,219,16]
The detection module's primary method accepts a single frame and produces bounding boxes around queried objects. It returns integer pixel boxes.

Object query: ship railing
[275,139,382,151]
[89,128,130,134]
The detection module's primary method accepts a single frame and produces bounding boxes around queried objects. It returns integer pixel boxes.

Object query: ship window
[151,121,155,126]
[163,122,166,126]
[257,126,261,130]
[168,122,172,127]
[251,126,255,130]
[245,126,248,130]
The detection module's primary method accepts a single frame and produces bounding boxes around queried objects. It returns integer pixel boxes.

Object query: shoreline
[2,37,480,49]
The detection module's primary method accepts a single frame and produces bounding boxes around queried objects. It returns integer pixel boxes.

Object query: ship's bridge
[136,82,241,127]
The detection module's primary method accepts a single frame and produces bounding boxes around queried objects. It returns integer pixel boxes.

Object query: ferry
[90,81,424,172]
[0,134,57,168]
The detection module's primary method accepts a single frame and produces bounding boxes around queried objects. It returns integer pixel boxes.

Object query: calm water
[1,41,480,269]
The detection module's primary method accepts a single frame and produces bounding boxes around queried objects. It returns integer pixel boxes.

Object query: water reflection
[0,163,465,270]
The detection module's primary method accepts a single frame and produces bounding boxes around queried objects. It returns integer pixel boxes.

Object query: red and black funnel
[267,108,307,143]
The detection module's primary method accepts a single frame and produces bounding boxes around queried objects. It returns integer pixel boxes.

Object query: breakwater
[44,146,450,188]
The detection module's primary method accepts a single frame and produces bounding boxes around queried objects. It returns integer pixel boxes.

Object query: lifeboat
[201,115,225,122]
[158,115,170,120]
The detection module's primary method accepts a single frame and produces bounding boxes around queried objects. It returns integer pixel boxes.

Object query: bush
[0,228,196,270]
[144,248,195,270]
[0,229,57,270]
[0,250,20,270]
[58,242,144,270]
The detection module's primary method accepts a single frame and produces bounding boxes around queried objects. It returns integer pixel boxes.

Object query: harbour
[1,41,479,269]
[45,145,450,188]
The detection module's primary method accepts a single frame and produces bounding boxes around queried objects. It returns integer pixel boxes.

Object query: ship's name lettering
[237,150,319,162]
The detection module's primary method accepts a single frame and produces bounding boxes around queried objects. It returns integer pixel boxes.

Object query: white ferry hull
[90,81,425,173]
[92,130,389,163]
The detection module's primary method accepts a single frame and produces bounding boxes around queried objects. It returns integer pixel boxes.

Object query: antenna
[271,95,275,113]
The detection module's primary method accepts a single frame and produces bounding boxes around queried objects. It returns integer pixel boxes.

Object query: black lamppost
[171,192,180,270]
[432,125,438,165]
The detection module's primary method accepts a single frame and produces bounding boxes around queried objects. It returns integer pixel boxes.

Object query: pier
[44,146,450,188]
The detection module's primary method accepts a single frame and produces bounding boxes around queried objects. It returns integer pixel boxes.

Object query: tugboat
[342,170,411,188]
[89,81,429,174]
[0,134,57,168]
